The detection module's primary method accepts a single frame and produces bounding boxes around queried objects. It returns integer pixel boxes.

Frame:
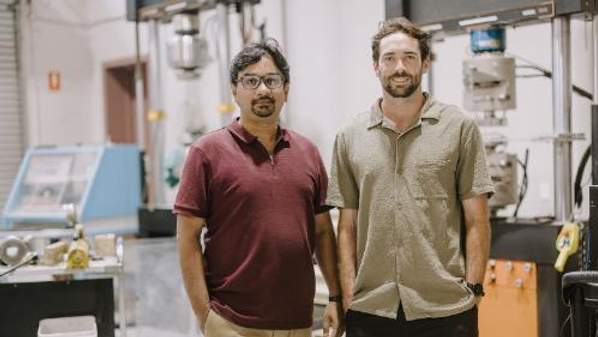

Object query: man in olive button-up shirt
[327,17,495,337]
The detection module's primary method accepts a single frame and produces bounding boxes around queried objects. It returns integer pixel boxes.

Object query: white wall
[19,0,595,218]
[285,0,384,165]
[21,0,94,146]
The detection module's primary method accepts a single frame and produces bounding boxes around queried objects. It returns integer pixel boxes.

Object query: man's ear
[422,57,431,74]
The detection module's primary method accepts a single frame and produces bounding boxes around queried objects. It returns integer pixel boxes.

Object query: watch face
[468,283,485,296]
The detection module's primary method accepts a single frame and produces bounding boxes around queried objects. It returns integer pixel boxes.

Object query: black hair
[230,38,290,85]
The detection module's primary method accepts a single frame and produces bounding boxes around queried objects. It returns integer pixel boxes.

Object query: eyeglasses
[238,74,284,90]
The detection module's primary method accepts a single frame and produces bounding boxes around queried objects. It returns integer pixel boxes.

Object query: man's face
[232,55,288,120]
[374,32,429,98]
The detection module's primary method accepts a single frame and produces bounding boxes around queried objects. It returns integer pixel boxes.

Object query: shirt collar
[367,92,439,129]
[226,118,290,144]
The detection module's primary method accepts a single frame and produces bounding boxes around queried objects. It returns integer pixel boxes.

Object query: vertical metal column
[134,20,145,149]
[592,15,598,184]
[116,236,127,337]
[280,0,291,125]
[147,19,165,207]
[552,16,572,222]
[218,3,234,127]
[589,15,598,270]
[594,14,598,107]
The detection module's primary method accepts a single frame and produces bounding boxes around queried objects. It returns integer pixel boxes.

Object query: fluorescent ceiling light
[421,23,443,32]
[521,9,537,16]
[459,15,498,27]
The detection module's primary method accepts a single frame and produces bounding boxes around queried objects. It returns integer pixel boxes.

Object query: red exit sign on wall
[48,71,60,92]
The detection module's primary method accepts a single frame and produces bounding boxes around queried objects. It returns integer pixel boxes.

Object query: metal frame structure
[552,16,573,222]
[386,0,596,36]
[126,0,260,22]
[593,15,598,187]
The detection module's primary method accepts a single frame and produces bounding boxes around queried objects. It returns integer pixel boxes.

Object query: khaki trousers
[204,310,312,337]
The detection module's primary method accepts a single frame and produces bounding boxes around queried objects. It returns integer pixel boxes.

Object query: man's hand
[322,302,344,337]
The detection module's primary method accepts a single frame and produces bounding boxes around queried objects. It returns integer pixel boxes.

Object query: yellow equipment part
[67,239,89,269]
[554,222,580,272]
[218,103,236,114]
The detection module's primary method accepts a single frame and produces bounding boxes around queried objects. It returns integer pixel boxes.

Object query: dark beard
[251,97,275,117]
[384,74,421,98]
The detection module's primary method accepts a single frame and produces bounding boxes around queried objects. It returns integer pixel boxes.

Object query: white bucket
[37,316,97,337]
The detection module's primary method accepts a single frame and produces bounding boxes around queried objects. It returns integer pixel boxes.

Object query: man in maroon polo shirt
[175,39,343,337]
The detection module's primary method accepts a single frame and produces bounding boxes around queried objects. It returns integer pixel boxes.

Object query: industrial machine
[1,144,141,234]
[485,140,520,211]
[463,26,516,125]
[461,25,522,212]
[386,0,598,336]
[166,13,212,79]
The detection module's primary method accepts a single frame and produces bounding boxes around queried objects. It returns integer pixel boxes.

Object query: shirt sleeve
[326,131,359,209]
[173,145,211,218]
[314,152,334,214]
[457,119,495,200]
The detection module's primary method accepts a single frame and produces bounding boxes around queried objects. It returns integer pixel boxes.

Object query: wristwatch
[328,295,342,303]
[466,282,485,297]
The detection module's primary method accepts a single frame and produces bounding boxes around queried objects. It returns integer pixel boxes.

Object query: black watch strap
[329,295,342,303]
[466,282,485,297]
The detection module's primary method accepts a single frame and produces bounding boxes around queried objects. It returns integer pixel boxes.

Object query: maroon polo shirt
[174,120,329,329]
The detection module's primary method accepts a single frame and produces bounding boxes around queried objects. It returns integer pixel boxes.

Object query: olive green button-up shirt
[327,94,494,321]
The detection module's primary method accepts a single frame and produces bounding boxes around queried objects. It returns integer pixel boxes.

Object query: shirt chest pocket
[405,159,453,199]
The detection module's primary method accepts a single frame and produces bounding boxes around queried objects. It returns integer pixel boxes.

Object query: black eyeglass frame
[237,74,285,90]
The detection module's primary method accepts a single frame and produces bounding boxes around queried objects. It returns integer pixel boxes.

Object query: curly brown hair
[371,17,431,64]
